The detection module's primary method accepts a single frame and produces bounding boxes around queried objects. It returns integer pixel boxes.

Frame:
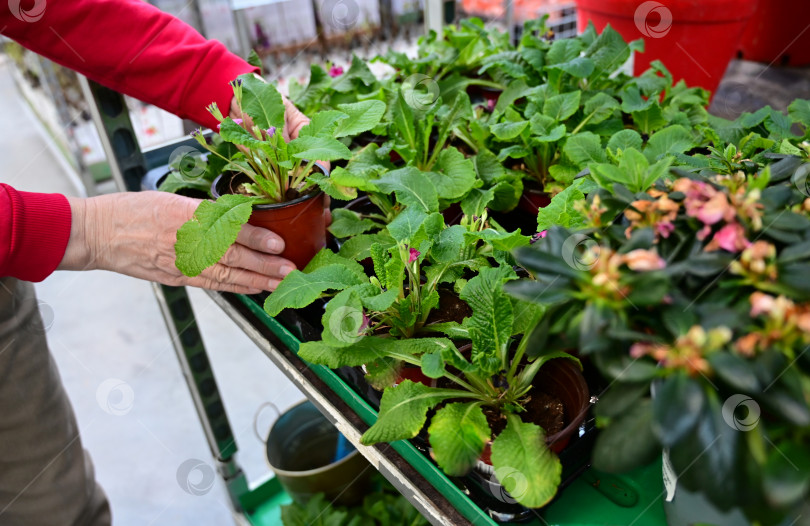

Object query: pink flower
[486,98,496,112]
[358,312,370,335]
[749,292,775,317]
[232,118,243,125]
[265,126,276,138]
[328,65,344,78]
[530,231,547,244]
[695,192,731,225]
[408,248,421,263]
[705,222,750,252]
[623,249,666,271]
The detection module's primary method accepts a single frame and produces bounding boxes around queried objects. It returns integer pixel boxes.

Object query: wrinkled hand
[58,192,297,294]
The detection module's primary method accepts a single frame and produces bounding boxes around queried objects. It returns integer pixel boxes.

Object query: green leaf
[644,125,695,161]
[428,403,490,476]
[300,336,454,368]
[427,147,477,200]
[263,264,365,316]
[364,287,398,314]
[288,136,352,161]
[331,54,377,92]
[468,228,530,251]
[536,179,586,231]
[432,225,466,263]
[420,350,445,379]
[607,129,643,153]
[620,86,653,113]
[493,79,535,115]
[460,266,514,372]
[461,187,496,217]
[583,92,619,125]
[303,248,366,281]
[307,171,356,201]
[651,373,705,448]
[632,103,667,134]
[563,132,606,168]
[334,100,386,138]
[491,415,562,508]
[547,56,595,78]
[387,206,429,243]
[763,443,810,508]
[321,288,366,347]
[584,24,630,74]
[473,150,509,185]
[543,91,581,122]
[392,91,416,150]
[375,167,439,212]
[361,381,459,444]
[788,99,810,128]
[175,195,254,277]
[218,118,266,149]
[546,38,583,66]
[328,208,377,238]
[491,119,530,141]
[299,110,347,138]
[339,233,396,261]
[238,74,285,130]
[530,114,567,143]
[592,398,660,473]
[246,49,262,70]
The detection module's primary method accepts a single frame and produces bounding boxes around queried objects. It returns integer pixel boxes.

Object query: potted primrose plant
[507,152,810,525]
[264,202,532,386]
[294,265,589,510]
[173,73,385,273]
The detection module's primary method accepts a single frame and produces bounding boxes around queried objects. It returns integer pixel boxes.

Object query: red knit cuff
[184,56,259,130]
[3,187,71,282]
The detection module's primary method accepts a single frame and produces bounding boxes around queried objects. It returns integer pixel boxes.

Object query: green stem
[466,79,506,90]
[570,111,595,135]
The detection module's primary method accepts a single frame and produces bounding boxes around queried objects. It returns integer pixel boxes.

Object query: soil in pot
[212,169,328,269]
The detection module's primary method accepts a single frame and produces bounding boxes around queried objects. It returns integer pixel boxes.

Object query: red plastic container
[212,171,328,270]
[739,0,810,66]
[575,0,757,95]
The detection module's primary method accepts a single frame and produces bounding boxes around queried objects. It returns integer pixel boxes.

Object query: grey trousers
[0,277,111,526]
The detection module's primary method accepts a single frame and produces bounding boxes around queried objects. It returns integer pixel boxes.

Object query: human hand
[58,192,296,294]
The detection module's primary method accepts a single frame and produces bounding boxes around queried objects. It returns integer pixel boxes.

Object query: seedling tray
[206,289,668,525]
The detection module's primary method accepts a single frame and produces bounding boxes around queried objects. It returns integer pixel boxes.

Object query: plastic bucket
[260,400,372,505]
[575,0,757,95]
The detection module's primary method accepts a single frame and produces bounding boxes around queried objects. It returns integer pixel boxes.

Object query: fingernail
[279,265,295,277]
[267,238,283,252]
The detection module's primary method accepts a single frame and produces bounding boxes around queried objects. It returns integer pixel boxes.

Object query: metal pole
[424,0,443,35]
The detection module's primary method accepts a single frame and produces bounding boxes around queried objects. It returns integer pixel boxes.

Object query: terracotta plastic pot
[211,167,328,269]
[518,180,552,216]
[739,0,810,66]
[575,0,757,95]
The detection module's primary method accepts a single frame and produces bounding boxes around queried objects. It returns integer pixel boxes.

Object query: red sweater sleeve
[1,0,259,281]
[0,185,72,282]
[1,0,257,129]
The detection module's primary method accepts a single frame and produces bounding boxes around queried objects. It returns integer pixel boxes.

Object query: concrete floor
[0,57,305,526]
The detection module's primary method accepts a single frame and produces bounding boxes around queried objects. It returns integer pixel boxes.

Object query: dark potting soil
[482,391,566,437]
[424,289,472,326]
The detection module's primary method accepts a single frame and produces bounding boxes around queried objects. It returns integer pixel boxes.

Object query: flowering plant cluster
[509,153,810,522]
